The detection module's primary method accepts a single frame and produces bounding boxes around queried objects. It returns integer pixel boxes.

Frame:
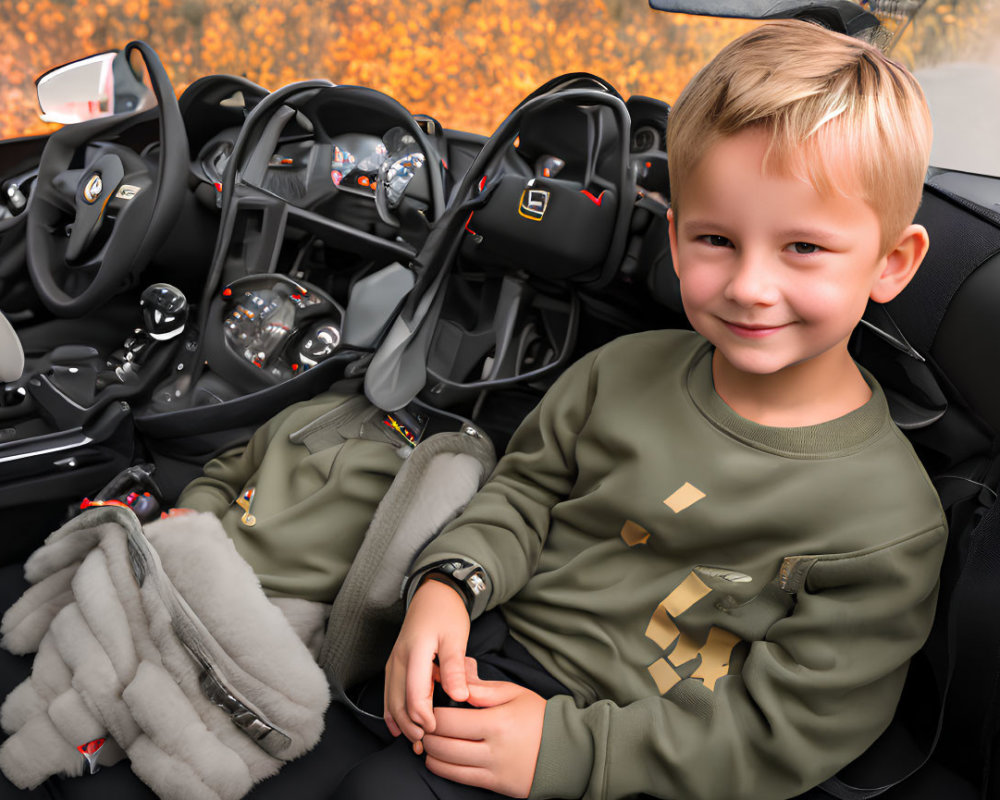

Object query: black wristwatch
[410,559,489,617]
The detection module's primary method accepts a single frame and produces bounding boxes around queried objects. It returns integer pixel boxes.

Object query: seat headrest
[1,312,24,383]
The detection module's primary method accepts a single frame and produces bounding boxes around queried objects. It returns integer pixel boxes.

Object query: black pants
[333,609,570,800]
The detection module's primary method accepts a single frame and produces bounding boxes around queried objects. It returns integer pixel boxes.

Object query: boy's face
[668,129,893,383]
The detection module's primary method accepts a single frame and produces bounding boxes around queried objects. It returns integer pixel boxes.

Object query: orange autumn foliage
[0,0,996,140]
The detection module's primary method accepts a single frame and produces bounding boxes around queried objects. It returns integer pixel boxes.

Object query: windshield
[0,0,997,175]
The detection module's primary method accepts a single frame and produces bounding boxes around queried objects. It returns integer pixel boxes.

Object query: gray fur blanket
[0,506,331,799]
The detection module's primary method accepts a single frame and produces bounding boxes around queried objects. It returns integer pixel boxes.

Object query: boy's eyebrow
[678,219,851,245]
[677,218,729,233]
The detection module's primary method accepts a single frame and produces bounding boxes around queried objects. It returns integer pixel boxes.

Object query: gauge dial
[331,145,356,185]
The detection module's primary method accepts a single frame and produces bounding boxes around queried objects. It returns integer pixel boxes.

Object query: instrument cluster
[221,275,343,382]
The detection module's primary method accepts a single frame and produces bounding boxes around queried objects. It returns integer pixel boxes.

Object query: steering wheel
[25,41,189,317]
[221,82,446,273]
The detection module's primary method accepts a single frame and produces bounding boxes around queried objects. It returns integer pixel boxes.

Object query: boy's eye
[701,234,733,248]
[789,242,820,255]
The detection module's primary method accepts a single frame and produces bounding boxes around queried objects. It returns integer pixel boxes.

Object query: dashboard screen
[329,133,387,193]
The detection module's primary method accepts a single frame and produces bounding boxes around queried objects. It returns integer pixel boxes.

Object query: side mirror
[35,50,156,125]
[647,0,885,40]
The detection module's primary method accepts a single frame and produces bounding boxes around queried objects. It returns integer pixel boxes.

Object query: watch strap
[405,559,491,619]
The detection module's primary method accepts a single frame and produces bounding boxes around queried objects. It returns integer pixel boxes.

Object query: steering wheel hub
[83,174,103,203]
[66,153,126,262]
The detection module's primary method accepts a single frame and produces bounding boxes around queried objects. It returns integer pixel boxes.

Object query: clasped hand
[384,580,546,798]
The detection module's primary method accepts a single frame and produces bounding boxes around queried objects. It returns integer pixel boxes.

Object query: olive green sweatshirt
[414,330,947,800]
[177,390,406,603]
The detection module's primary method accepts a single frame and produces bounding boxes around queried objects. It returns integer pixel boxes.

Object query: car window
[903,0,1000,178]
[918,60,1000,179]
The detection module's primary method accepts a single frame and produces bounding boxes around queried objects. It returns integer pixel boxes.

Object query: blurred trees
[0,0,996,139]
[893,0,999,65]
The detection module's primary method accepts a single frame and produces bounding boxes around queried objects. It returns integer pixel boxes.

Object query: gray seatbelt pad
[320,427,496,715]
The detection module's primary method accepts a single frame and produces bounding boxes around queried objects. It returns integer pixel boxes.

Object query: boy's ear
[667,208,680,277]
[869,223,930,304]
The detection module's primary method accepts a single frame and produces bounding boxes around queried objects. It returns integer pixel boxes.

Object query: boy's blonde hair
[667,19,933,253]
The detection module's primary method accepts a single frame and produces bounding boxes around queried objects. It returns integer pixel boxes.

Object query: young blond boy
[339,20,946,800]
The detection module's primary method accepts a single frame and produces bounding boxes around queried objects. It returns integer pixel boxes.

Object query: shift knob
[141,283,188,340]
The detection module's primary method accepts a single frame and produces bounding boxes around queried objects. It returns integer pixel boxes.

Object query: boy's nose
[723,254,780,307]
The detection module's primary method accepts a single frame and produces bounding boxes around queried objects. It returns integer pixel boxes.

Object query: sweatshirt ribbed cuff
[529,695,595,799]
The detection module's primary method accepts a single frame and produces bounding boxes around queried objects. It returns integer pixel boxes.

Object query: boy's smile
[667,128,925,425]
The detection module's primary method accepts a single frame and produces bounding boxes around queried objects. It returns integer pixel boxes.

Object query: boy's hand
[421,659,546,799]
[384,578,471,744]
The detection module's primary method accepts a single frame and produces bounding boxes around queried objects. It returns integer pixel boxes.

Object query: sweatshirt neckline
[686,340,889,458]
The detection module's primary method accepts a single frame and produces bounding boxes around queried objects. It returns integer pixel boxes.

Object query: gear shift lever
[142,283,189,341]
[98,283,188,388]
